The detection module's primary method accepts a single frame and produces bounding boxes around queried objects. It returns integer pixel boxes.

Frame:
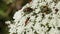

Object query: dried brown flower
[23,7,33,14]
[40,5,52,14]
[25,17,30,26]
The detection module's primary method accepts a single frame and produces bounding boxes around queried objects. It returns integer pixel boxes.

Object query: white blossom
[5,0,60,34]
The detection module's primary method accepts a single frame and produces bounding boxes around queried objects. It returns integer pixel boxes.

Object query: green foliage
[0,0,14,34]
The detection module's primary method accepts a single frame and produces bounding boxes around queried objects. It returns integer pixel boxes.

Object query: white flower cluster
[5,0,60,34]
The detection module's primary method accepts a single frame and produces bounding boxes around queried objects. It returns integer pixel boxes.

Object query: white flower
[46,0,53,4]
[56,2,60,10]
[30,16,35,22]
[5,21,11,24]
[49,27,60,34]
[34,8,41,13]
[5,0,60,34]
[33,23,41,31]
[13,11,24,21]
[17,26,25,34]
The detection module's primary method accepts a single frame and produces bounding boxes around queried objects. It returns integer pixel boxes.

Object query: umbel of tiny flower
[5,0,60,34]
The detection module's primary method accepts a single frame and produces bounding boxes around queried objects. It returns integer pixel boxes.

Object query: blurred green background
[0,0,15,34]
[0,0,30,34]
